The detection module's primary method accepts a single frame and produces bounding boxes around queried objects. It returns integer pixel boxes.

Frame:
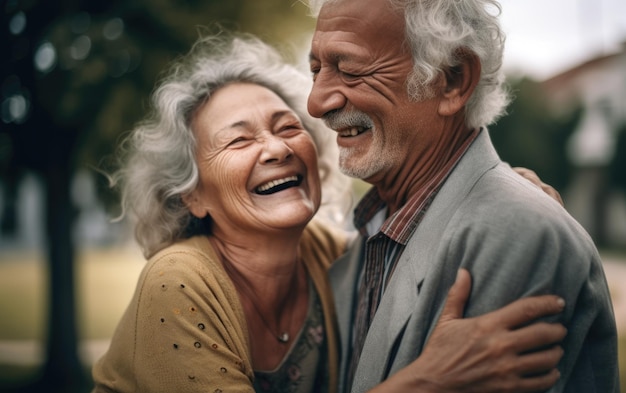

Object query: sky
[499,0,626,80]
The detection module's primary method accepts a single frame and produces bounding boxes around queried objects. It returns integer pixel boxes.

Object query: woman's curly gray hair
[112,31,352,258]
[306,0,510,128]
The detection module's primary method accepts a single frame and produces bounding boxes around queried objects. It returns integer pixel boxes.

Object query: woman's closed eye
[227,136,251,147]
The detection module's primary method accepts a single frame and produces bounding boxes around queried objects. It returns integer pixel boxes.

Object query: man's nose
[307,71,347,119]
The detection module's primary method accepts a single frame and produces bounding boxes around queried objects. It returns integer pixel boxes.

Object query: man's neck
[374,123,476,215]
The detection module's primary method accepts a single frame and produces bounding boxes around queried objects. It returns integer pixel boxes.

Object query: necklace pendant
[278,332,289,343]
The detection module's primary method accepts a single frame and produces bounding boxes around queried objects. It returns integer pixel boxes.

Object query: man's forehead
[316,0,400,28]
[311,0,405,55]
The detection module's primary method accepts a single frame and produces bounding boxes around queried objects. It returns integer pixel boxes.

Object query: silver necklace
[246,291,293,343]
[223,256,299,344]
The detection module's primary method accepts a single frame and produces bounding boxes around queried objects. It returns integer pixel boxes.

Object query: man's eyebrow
[309,51,349,64]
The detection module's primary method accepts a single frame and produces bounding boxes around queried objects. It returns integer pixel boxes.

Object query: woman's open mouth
[255,175,303,195]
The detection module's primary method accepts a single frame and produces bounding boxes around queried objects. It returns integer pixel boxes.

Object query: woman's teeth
[256,175,300,194]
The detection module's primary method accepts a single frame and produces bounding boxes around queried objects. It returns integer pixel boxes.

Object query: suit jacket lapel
[329,236,365,393]
[349,130,502,391]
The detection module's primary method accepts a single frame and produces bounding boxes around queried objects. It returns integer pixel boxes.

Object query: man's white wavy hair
[306,0,510,128]
[112,31,352,258]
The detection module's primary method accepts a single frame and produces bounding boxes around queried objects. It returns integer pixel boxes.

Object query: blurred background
[0,0,624,392]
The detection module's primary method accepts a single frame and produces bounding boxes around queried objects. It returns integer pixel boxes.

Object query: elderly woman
[92,32,566,393]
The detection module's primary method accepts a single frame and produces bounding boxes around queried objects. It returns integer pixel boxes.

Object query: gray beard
[338,147,387,180]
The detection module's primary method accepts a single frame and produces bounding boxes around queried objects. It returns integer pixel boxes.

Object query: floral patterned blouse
[253,282,328,393]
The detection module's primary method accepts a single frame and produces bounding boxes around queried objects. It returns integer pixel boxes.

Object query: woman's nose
[259,135,293,164]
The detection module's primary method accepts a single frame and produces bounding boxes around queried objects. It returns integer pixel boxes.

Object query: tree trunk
[590,167,609,248]
[30,165,89,392]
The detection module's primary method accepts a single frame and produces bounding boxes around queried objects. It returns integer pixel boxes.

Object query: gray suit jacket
[330,130,619,392]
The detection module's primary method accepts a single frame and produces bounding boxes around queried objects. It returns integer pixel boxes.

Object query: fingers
[512,166,564,207]
[516,368,562,393]
[512,166,535,179]
[516,345,564,376]
[439,269,472,321]
[542,184,564,206]
[512,167,540,188]
[481,295,566,329]
[507,322,568,353]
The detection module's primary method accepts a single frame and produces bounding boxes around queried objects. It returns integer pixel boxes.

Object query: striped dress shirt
[346,128,480,388]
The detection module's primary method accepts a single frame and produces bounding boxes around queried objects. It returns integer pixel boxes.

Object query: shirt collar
[353,128,481,244]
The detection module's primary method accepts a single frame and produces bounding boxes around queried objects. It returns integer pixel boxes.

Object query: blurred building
[542,42,626,247]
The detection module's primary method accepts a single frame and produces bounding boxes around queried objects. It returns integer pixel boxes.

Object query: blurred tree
[2,1,86,391]
[610,123,626,193]
[490,77,582,192]
[0,0,314,391]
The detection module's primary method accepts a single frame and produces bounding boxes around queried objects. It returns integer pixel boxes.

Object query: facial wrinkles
[329,6,419,182]
[198,114,286,166]
[189,83,320,233]
[313,1,414,119]
[195,136,229,169]
[314,32,409,103]
[191,128,257,220]
[196,152,248,211]
[315,0,406,58]
[349,71,404,109]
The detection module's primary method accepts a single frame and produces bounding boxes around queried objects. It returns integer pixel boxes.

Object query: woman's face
[185,83,321,235]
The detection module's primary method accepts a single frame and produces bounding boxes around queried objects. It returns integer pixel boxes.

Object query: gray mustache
[323,110,374,130]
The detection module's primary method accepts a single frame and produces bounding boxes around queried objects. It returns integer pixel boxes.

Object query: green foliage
[490,77,582,191]
[2,0,316,205]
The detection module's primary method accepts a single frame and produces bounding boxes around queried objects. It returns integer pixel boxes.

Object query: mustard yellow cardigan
[92,220,346,393]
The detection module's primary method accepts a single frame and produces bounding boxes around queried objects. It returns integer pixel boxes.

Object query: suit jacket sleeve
[441,164,619,392]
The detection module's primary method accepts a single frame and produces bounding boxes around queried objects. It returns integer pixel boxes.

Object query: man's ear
[182,191,209,219]
[438,49,481,117]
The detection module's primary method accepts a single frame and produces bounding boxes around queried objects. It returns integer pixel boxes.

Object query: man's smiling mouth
[338,126,369,137]
[255,175,303,195]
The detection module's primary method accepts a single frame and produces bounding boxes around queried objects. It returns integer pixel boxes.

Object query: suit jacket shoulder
[346,130,619,393]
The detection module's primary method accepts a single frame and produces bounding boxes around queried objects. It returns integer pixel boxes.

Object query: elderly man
[306,0,620,392]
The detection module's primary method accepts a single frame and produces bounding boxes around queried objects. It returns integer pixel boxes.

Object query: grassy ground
[0,246,144,392]
[0,246,144,341]
[0,246,625,392]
